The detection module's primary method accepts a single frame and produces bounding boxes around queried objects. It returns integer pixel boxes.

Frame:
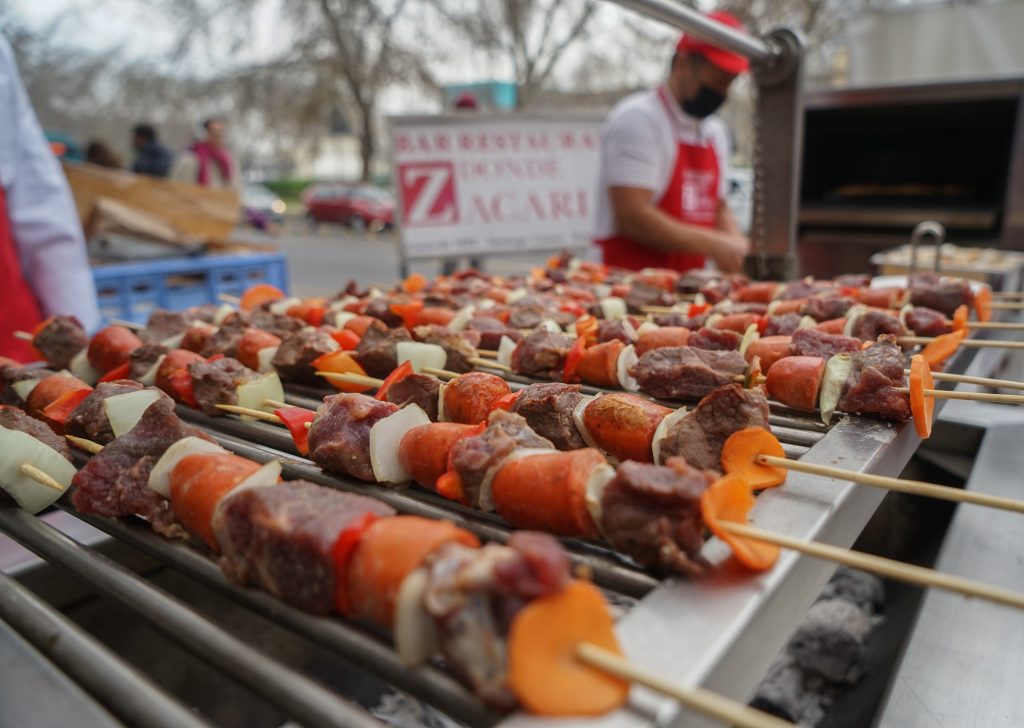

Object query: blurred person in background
[594,10,750,274]
[130,123,174,178]
[85,139,123,169]
[172,117,237,189]
[0,33,100,361]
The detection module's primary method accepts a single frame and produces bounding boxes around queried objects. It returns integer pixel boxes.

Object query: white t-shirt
[593,84,731,240]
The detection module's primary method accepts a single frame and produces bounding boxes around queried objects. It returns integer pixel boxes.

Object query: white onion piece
[496,336,517,368]
[599,297,627,321]
[898,304,913,329]
[447,305,475,331]
[212,304,236,325]
[565,322,576,337]
[138,354,166,387]
[0,426,76,513]
[693,293,707,308]
[538,319,562,334]
[819,354,853,425]
[738,324,759,358]
[635,321,660,336]
[843,305,866,338]
[367,287,383,299]
[583,462,616,535]
[593,283,612,299]
[477,448,555,512]
[11,378,42,402]
[256,346,279,374]
[620,318,638,342]
[269,297,301,315]
[571,397,602,451]
[104,389,164,439]
[766,300,781,315]
[436,382,448,423]
[798,316,816,329]
[331,311,357,329]
[148,436,226,498]
[369,404,431,485]
[651,406,688,465]
[236,372,285,419]
[505,287,528,304]
[69,349,102,385]
[772,283,786,300]
[395,342,447,374]
[161,331,186,349]
[213,460,281,534]
[478,298,496,310]
[328,296,357,312]
[616,345,639,392]
[394,568,439,666]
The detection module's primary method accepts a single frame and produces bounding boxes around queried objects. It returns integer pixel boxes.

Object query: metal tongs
[907,220,946,285]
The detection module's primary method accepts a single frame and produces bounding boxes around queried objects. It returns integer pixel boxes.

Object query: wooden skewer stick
[262,399,291,409]
[988,301,1024,310]
[903,369,1024,392]
[895,386,1024,405]
[215,404,285,423]
[218,293,242,305]
[576,643,793,728]
[19,463,65,492]
[314,371,385,388]
[759,454,1024,514]
[718,521,1024,610]
[641,305,691,314]
[421,367,460,380]
[65,435,103,454]
[475,349,499,358]
[899,336,1024,350]
[963,320,1024,330]
[469,356,512,371]
[990,291,1024,299]
[13,330,33,341]
[109,319,144,331]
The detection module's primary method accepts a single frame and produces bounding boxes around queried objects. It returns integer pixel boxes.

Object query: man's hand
[710,232,750,273]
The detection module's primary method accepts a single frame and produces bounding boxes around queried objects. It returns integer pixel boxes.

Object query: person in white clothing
[0,33,100,362]
[594,10,751,274]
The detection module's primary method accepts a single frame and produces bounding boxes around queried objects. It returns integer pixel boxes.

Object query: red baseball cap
[676,10,750,75]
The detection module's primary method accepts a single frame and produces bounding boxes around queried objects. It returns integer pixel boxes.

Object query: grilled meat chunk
[631,346,747,401]
[0,405,72,461]
[33,315,88,369]
[272,328,338,383]
[790,328,861,360]
[188,357,260,416]
[510,331,574,379]
[65,380,149,445]
[355,320,412,378]
[838,336,910,422]
[509,383,586,450]
[307,393,399,481]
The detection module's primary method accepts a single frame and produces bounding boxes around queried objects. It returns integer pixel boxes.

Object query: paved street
[236,218,585,297]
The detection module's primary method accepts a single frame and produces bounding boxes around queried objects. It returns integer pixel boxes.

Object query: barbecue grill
[0,333,985,728]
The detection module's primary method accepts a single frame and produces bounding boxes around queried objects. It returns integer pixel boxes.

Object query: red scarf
[191,141,233,186]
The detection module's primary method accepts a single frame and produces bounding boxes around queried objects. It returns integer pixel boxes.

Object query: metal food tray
[869,244,1024,291]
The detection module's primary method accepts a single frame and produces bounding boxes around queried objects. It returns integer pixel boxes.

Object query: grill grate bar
[59,505,498,728]
[0,571,211,728]
[0,505,381,728]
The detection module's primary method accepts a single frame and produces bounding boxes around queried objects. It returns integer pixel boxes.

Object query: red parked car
[303,184,395,232]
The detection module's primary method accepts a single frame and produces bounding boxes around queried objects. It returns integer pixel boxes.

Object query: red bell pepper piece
[436,470,467,504]
[374,360,414,402]
[490,389,523,413]
[207,353,225,363]
[332,511,382,615]
[40,388,92,432]
[330,329,361,351]
[688,302,711,317]
[575,314,598,345]
[274,406,316,455]
[560,300,585,318]
[562,336,587,384]
[756,316,769,335]
[165,368,199,408]
[98,362,131,383]
[390,301,425,330]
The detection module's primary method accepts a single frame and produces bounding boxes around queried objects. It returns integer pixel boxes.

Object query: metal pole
[605,0,777,64]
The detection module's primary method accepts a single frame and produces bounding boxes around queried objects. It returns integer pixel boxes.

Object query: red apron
[598,88,720,273]
[0,187,44,362]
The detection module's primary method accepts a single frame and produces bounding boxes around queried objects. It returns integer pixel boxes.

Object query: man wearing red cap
[594,10,750,273]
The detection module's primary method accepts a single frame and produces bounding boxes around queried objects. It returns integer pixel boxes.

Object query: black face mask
[682,84,726,119]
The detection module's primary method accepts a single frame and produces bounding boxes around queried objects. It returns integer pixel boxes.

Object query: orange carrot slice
[311,351,372,392]
[920,329,964,370]
[975,286,992,323]
[700,473,779,571]
[507,580,629,716]
[951,305,969,333]
[909,354,935,440]
[402,272,428,293]
[240,283,285,311]
[720,427,787,490]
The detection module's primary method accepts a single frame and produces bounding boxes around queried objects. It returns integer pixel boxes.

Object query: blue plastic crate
[92,252,289,326]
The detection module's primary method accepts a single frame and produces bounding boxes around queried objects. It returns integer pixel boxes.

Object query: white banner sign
[390,113,604,259]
